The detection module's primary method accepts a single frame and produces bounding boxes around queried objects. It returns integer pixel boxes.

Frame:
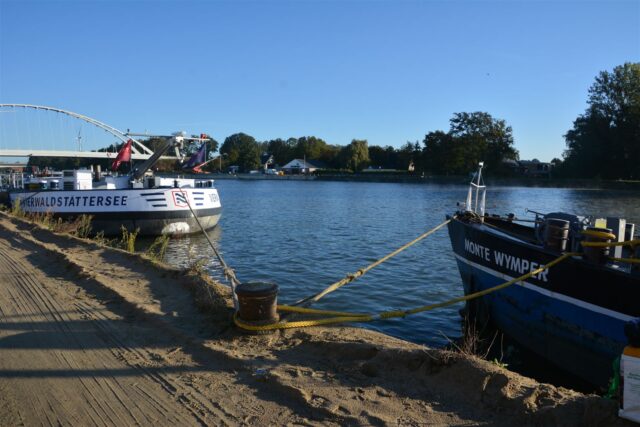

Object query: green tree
[423,131,459,174]
[396,142,419,172]
[449,112,518,175]
[338,139,370,171]
[265,138,295,165]
[422,112,518,175]
[369,145,397,169]
[562,63,640,179]
[293,136,329,160]
[220,133,261,172]
[317,144,342,168]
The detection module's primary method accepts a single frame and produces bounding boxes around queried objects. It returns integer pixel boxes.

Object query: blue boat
[447,164,640,388]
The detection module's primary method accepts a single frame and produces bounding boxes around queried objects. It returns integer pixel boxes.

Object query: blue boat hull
[448,216,639,387]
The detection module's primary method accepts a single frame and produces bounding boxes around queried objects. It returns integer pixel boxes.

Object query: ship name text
[19,195,129,208]
[464,238,549,282]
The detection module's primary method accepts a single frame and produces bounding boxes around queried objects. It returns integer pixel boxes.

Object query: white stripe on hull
[454,253,633,322]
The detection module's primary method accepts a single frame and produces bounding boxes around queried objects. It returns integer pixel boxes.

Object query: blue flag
[183,143,206,169]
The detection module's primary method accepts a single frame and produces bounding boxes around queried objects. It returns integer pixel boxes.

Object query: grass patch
[72,214,93,238]
[441,313,504,366]
[119,226,139,253]
[146,234,170,262]
[10,198,23,217]
[29,211,64,232]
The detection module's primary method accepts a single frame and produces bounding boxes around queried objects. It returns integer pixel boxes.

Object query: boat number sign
[19,194,128,208]
[464,238,549,282]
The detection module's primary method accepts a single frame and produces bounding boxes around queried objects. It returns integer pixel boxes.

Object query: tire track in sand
[0,232,219,426]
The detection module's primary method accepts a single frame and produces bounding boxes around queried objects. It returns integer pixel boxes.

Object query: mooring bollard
[583,227,613,264]
[543,218,570,252]
[235,281,279,334]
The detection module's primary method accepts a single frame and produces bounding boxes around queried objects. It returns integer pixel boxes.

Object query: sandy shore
[0,212,630,426]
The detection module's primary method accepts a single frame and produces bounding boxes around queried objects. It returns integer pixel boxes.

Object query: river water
[160,180,640,348]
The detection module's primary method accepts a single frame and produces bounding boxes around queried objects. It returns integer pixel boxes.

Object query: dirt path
[0,221,243,425]
[0,213,628,426]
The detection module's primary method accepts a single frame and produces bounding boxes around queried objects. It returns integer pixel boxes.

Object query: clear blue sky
[1,0,638,161]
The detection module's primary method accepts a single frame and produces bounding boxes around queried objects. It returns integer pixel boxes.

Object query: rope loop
[580,229,617,240]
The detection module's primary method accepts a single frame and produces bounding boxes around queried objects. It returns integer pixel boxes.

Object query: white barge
[10,170,221,236]
[5,126,222,236]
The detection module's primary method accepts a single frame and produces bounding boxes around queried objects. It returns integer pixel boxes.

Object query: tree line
[214,110,519,176]
[557,62,640,179]
[20,114,541,177]
[217,62,639,179]
[25,111,524,176]
[28,62,638,179]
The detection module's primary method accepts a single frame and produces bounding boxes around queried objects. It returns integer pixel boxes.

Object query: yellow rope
[609,257,640,264]
[234,252,578,332]
[278,305,370,317]
[581,239,640,248]
[234,312,374,331]
[398,252,577,317]
[580,229,617,240]
[294,218,453,307]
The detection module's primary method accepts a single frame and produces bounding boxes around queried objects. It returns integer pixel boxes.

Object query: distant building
[0,162,26,172]
[260,153,274,172]
[281,159,325,174]
[504,159,553,177]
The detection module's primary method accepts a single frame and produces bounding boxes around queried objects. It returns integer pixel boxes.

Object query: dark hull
[57,208,221,236]
[448,216,640,387]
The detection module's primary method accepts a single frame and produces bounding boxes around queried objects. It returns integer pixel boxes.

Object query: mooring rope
[182,188,240,310]
[293,217,454,308]
[234,251,579,332]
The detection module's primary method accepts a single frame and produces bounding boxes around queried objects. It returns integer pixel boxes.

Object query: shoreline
[208,173,640,190]
[0,211,630,426]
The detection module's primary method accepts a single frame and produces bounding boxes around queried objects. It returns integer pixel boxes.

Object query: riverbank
[0,212,630,426]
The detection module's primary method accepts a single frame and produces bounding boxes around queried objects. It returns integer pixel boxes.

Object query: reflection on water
[156,180,640,347]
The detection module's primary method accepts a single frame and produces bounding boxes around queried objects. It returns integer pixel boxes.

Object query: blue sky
[0,0,638,161]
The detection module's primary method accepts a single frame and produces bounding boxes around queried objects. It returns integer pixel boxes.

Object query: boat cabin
[23,169,215,191]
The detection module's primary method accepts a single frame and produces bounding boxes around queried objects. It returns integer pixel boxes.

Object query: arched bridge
[0,104,171,159]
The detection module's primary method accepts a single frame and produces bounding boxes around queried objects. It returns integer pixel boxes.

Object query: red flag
[111,139,133,171]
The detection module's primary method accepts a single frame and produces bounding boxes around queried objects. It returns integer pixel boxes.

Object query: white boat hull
[9,187,222,236]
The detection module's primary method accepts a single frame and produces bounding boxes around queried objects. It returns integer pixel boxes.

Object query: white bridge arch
[0,104,170,159]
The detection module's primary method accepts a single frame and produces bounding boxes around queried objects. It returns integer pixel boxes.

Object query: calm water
[160,180,640,348]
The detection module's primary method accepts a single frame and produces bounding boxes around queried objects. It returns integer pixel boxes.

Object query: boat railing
[0,171,24,190]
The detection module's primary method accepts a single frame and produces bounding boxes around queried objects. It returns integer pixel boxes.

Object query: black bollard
[543,218,570,252]
[235,282,279,334]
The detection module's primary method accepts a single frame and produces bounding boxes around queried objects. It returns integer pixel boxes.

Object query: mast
[465,162,486,221]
